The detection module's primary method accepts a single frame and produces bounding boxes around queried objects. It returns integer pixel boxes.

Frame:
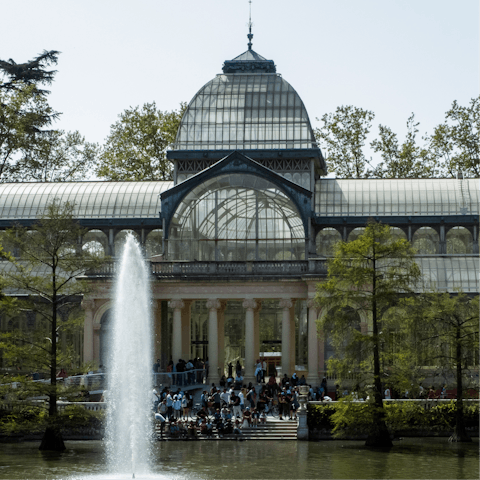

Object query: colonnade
[167,297,321,385]
[82,294,323,385]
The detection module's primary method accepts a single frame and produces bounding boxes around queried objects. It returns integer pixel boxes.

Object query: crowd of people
[153,370,310,439]
[153,358,208,386]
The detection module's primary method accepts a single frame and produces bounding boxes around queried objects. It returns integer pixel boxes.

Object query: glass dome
[174,73,317,151]
[168,173,306,261]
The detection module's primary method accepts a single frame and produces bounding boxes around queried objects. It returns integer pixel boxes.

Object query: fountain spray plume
[105,234,153,475]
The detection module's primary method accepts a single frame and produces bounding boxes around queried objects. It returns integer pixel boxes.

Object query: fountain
[105,234,153,477]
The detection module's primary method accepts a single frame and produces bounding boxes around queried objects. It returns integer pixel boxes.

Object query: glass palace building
[0,44,478,384]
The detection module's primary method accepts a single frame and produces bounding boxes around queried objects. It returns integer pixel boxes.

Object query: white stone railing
[86,259,328,278]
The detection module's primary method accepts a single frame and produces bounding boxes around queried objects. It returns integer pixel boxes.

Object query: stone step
[156,418,299,440]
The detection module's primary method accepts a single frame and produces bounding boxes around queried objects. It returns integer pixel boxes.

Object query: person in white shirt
[220,388,230,407]
[152,388,160,411]
[173,395,182,419]
[238,389,245,411]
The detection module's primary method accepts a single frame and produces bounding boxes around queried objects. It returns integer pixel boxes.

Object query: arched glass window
[348,227,366,243]
[83,229,107,257]
[412,227,439,254]
[316,228,342,256]
[390,227,407,241]
[168,174,306,261]
[446,226,473,254]
[145,229,163,258]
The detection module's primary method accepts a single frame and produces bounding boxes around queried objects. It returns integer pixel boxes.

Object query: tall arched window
[412,227,439,254]
[316,228,342,256]
[446,226,473,254]
[168,174,306,261]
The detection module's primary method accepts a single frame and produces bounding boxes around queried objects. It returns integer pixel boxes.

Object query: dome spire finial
[247,0,253,50]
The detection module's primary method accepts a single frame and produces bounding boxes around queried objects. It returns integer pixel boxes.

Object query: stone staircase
[238,419,298,440]
[156,418,298,441]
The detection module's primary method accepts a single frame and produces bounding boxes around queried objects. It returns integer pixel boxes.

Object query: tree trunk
[367,255,393,448]
[39,424,66,451]
[449,328,471,443]
[39,267,66,451]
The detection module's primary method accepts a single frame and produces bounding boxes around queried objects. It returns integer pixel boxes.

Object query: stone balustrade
[85,259,328,278]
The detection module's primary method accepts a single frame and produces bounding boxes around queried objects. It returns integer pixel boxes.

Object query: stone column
[253,301,262,364]
[168,299,184,365]
[181,300,192,360]
[82,299,95,363]
[279,298,293,377]
[317,330,325,374]
[289,302,296,375]
[306,299,319,385]
[93,327,100,364]
[108,229,115,256]
[473,225,478,254]
[153,300,162,361]
[218,301,227,377]
[439,225,446,254]
[242,299,257,384]
[206,298,221,385]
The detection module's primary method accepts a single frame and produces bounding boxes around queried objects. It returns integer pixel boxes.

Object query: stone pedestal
[297,385,309,440]
[297,409,309,440]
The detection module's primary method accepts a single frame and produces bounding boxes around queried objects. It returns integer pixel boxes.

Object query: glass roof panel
[315,179,479,216]
[174,74,316,150]
[416,255,479,293]
[0,182,173,220]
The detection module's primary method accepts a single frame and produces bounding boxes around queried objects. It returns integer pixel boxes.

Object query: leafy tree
[0,199,105,450]
[316,222,421,447]
[429,97,480,178]
[96,102,186,181]
[403,292,479,442]
[11,130,98,182]
[0,243,15,311]
[315,105,375,178]
[0,85,59,182]
[371,114,438,178]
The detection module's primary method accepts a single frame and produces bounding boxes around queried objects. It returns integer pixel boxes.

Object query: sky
[1,0,478,165]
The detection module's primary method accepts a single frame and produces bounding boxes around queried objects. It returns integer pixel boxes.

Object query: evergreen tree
[403,292,479,442]
[316,221,420,447]
[0,200,105,450]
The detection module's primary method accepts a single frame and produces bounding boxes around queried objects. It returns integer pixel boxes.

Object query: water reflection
[0,439,477,479]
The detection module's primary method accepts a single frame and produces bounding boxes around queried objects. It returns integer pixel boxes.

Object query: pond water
[0,438,478,480]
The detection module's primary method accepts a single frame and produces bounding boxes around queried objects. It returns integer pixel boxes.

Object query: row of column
[168,297,321,385]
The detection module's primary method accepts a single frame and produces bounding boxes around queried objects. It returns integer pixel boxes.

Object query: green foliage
[57,404,104,430]
[308,401,479,436]
[96,102,186,181]
[315,105,375,178]
[401,293,479,373]
[11,130,98,182]
[428,96,480,177]
[399,292,479,440]
[0,84,59,182]
[307,403,336,430]
[315,98,479,179]
[331,399,387,438]
[0,200,106,419]
[316,222,421,389]
[0,404,46,435]
[316,222,420,445]
[0,402,104,435]
[371,114,438,178]
[0,50,59,94]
